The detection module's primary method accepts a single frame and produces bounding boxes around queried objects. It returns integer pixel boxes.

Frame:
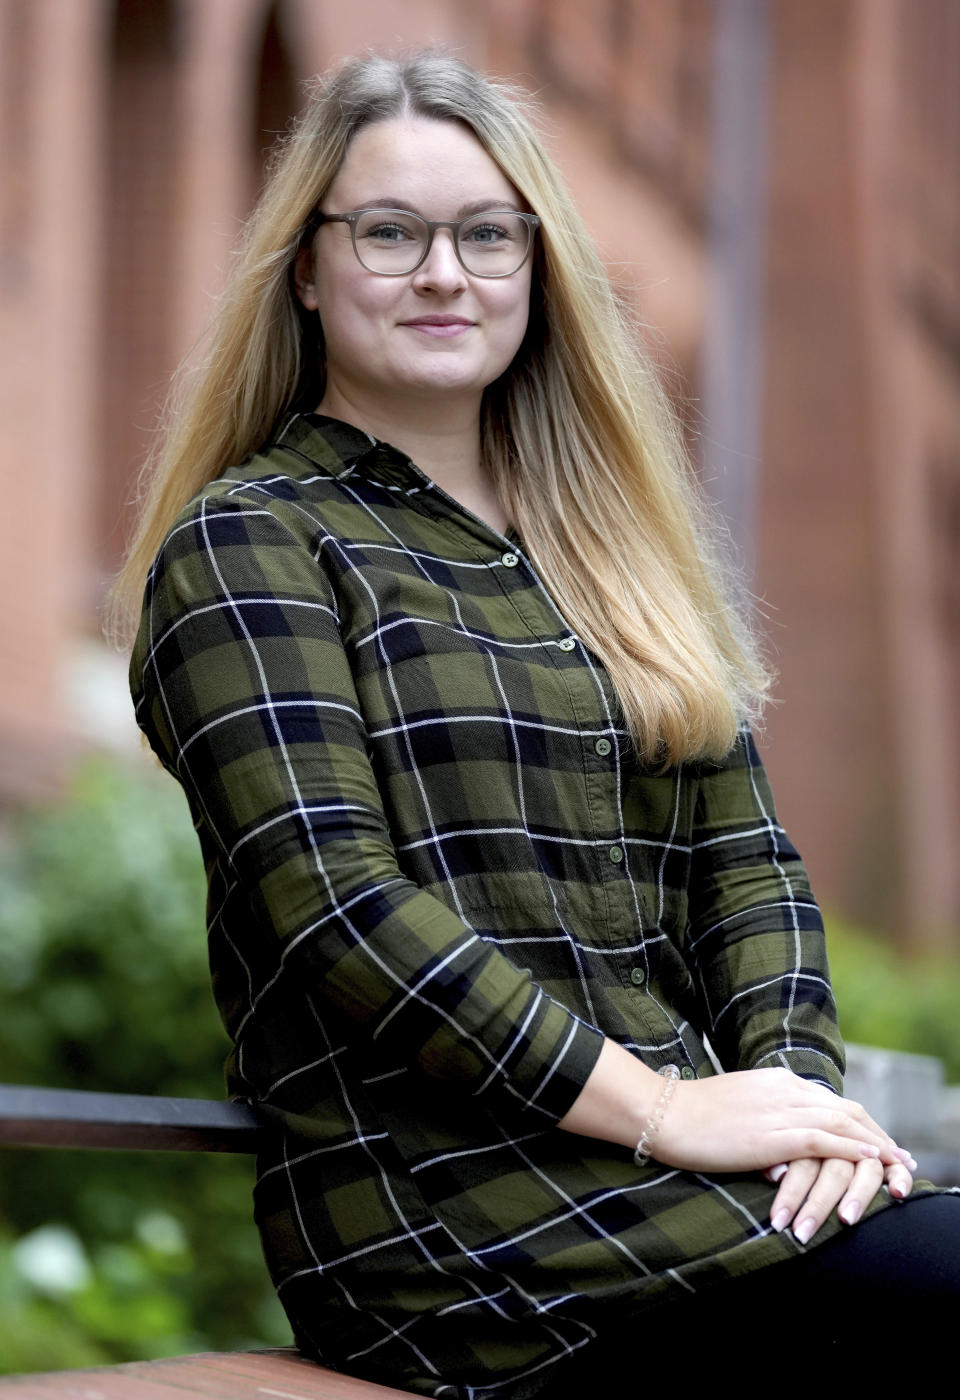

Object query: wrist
[557,1039,667,1149]
[633,1064,680,1165]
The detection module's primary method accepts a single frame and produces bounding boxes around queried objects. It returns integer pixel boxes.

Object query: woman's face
[295,117,533,420]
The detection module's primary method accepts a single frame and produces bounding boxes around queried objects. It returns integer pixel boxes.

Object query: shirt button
[629,967,646,986]
[557,637,576,652]
[501,551,519,568]
[608,845,624,864]
[594,737,612,756]
[681,1066,696,1080]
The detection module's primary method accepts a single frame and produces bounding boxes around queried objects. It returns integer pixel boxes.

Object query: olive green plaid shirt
[132,413,858,1398]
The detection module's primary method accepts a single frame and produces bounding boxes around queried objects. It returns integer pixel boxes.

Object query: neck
[316,384,510,534]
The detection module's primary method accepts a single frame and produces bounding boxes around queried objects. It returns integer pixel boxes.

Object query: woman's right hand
[559,1040,912,1177]
[654,1066,911,1175]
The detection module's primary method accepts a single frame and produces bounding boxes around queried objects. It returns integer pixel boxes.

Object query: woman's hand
[763,1153,916,1243]
[653,1067,911,1175]
[559,1042,913,1179]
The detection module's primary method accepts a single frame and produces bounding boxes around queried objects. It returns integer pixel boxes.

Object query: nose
[412,228,468,294]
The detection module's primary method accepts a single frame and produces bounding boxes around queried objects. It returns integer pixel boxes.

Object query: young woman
[116,51,957,1397]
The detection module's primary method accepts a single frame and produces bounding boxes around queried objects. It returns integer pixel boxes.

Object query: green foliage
[826,915,960,1081]
[0,760,289,1373]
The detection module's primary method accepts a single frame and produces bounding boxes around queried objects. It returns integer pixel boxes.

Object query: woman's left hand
[764,1153,916,1244]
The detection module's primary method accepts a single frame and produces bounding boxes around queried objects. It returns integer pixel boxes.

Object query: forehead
[325,116,521,214]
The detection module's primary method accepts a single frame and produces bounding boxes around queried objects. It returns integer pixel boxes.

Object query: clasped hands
[558,1043,916,1246]
[651,1067,916,1244]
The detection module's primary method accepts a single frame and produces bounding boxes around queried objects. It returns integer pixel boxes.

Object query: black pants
[536,1193,960,1392]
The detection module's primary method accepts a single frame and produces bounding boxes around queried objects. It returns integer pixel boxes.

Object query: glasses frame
[314,208,542,279]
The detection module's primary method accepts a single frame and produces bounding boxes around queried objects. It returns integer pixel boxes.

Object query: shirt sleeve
[131,490,603,1122]
[683,728,845,1092]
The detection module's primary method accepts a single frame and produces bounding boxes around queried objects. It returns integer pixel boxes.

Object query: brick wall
[1,0,957,946]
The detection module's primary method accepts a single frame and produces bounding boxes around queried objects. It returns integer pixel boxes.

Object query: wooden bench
[0,1349,416,1398]
[0,1085,420,1399]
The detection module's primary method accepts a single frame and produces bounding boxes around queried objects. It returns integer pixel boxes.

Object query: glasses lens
[353,210,427,273]
[457,213,532,276]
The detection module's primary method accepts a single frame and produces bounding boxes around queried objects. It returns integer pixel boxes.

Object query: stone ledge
[844,1042,944,1146]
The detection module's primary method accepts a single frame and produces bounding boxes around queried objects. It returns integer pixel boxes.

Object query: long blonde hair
[110,49,768,764]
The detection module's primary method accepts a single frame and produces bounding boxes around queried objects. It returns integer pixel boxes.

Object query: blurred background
[0,0,958,1373]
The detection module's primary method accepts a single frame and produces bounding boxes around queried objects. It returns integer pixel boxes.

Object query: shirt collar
[274,411,521,547]
[276,412,426,492]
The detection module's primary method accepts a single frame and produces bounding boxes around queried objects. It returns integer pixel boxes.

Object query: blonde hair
[110,49,768,764]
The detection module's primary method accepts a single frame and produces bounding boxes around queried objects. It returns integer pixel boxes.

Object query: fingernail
[768,1164,788,1183]
[858,1143,880,1158]
[889,1177,908,1199]
[793,1217,815,1245]
[895,1147,913,1164]
[771,1208,790,1232]
[839,1199,862,1226]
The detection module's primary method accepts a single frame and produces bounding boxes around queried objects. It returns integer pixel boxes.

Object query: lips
[400,314,475,339]
[401,314,474,327]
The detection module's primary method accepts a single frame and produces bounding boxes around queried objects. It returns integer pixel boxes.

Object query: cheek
[316,280,393,367]
[489,282,532,356]
[316,293,353,339]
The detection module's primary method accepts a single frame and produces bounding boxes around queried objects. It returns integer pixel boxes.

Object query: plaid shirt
[132,413,861,1398]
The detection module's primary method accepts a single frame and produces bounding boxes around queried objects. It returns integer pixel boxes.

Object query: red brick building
[1,0,958,948]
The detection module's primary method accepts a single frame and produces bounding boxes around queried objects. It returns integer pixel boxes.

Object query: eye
[364,220,417,243]
[462,219,514,246]
[354,210,424,246]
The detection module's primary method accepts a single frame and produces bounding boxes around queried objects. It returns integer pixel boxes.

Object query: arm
[685,731,915,1221]
[558,1038,907,1175]
[132,489,602,1121]
[684,728,844,1088]
[559,732,913,1214]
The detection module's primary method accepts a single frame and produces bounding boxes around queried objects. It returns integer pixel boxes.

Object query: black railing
[0,1084,262,1154]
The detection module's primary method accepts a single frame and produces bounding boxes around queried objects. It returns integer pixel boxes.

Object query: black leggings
[538,1193,960,1391]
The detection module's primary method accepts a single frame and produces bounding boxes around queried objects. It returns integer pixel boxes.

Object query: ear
[294,245,319,311]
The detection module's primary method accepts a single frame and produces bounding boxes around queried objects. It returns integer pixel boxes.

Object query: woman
[117,51,956,1396]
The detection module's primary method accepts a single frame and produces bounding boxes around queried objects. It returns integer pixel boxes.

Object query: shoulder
[171,438,350,540]
[160,411,428,561]
[692,726,765,778]
[129,443,337,690]
[148,442,377,607]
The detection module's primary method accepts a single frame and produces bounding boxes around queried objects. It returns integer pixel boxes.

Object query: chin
[394,368,491,397]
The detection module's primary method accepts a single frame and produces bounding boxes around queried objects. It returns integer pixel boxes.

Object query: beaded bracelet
[633,1063,680,1166]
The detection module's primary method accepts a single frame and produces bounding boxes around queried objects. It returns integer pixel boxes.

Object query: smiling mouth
[401,316,475,337]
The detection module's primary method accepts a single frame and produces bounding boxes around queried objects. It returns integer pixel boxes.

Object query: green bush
[826,915,960,1081]
[0,759,289,1373]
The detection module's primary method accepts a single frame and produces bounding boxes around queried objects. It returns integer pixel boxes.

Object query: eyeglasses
[315,208,541,278]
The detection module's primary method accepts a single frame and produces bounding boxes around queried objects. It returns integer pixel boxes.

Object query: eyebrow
[356,197,525,218]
